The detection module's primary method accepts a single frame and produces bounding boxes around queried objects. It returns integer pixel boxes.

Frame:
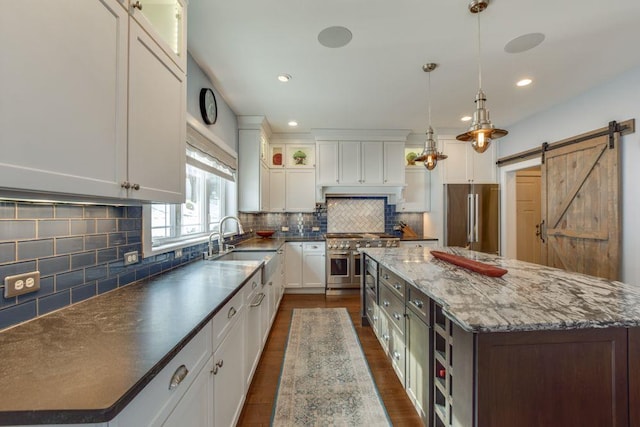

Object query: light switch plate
[4,271,40,298]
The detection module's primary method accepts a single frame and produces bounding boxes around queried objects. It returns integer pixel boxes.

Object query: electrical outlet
[124,251,139,266]
[281,226,289,232]
[312,226,320,232]
[175,248,183,258]
[4,271,40,298]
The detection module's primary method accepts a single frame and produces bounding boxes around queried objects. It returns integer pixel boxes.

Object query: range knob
[339,244,345,249]
[377,242,383,247]
[365,243,371,248]
[345,244,350,249]
[355,243,361,248]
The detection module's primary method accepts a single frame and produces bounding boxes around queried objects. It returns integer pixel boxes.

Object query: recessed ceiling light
[461,116,472,122]
[288,121,298,127]
[278,74,292,82]
[318,26,353,48]
[517,78,532,87]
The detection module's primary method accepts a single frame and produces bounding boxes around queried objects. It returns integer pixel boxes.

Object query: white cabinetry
[316,141,340,185]
[441,138,497,184]
[400,169,431,212]
[316,140,405,186]
[244,274,263,390]
[302,242,325,288]
[285,242,325,290]
[269,169,315,212]
[238,127,270,212]
[0,0,185,203]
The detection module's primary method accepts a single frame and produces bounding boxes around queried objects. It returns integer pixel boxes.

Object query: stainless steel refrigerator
[445,184,499,254]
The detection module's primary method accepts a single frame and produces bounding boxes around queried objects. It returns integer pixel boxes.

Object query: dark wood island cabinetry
[362,247,640,427]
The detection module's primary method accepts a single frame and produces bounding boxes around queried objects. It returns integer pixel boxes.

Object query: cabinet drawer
[116,321,212,426]
[380,284,405,335]
[380,266,405,299]
[212,280,250,350]
[407,286,430,322]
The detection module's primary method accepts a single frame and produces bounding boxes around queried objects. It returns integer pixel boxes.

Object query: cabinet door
[260,162,270,211]
[285,170,316,212]
[339,141,362,184]
[238,130,262,212]
[260,282,271,345]
[469,142,497,183]
[269,168,285,212]
[129,0,186,72]
[162,358,213,427]
[285,243,303,288]
[384,142,406,184]
[316,141,339,185]
[269,144,286,168]
[442,139,470,184]
[128,21,186,203]
[244,282,262,389]
[213,313,246,427]
[302,252,325,288]
[286,144,315,168]
[401,169,431,212]
[406,310,430,424]
[0,0,127,199]
[361,141,384,184]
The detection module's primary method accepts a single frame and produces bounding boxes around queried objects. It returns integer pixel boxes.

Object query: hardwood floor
[237,294,424,426]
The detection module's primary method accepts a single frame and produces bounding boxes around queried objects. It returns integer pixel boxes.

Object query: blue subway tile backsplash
[0,202,202,332]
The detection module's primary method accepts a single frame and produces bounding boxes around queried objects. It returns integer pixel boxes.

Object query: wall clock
[199,88,218,125]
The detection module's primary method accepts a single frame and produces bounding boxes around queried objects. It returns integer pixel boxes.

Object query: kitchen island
[361,246,640,427]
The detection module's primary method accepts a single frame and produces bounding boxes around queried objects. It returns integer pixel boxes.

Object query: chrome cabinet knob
[132,183,140,190]
[132,1,143,10]
[121,181,131,189]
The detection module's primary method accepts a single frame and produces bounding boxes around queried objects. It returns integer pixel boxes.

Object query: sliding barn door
[541,133,620,280]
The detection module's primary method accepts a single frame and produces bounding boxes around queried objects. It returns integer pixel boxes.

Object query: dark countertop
[0,259,262,425]
[363,247,640,333]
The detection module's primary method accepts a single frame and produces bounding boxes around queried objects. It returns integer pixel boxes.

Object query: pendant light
[456,0,508,153]
[418,63,447,171]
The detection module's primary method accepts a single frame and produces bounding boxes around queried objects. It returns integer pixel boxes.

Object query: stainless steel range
[325,233,399,293]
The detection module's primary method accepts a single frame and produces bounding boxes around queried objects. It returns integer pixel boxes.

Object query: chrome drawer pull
[216,360,224,368]
[250,293,265,307]
[168,365,188,390]
[412,299,424,309]
[393,312,402,321]
[383,274,389,280]
[394,284,402,290]
[383,334,389,341]
[393,351,401,361]
[227,306,237,319]
[383,300,390,307]
[252,281,258,289]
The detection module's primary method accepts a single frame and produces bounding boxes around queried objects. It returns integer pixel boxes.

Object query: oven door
[327,251,351,285]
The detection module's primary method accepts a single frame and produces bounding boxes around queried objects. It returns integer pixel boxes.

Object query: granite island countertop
[362,246,640,333]
[0,259,263,425]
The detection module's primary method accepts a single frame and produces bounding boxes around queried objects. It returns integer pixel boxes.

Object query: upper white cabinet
[400,168,431,212]
[316,141,340,185]
[316,139,405,186]
[441,138,497,184]
[129,0,187,71]
[0,0,186,203]
[284,170,316,212]
[238,118,271,212]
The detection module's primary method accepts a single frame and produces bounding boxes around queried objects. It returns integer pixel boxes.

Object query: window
[145,144,237,255]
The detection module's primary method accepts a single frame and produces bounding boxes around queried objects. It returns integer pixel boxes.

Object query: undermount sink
[208,251,274,263]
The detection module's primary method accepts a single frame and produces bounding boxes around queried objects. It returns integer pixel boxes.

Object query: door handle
[474,193,479,243]
[467,194,474,243]
[536,220,546,243]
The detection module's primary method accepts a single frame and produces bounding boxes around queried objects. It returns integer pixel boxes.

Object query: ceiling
[187,0,640,135]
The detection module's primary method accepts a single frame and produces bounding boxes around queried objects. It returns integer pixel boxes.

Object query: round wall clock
[199,88,218,125]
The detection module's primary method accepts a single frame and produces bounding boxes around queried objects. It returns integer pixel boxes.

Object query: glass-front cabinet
[130,0,186,71]
[285,144,315,168]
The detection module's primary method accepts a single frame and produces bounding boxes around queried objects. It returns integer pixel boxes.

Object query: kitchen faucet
[207,232,220,257]
[218,216,244,253]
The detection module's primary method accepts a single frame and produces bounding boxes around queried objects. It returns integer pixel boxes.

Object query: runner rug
[272,308,391,426]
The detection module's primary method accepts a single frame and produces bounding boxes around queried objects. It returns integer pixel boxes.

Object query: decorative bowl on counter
[256,230,275,239]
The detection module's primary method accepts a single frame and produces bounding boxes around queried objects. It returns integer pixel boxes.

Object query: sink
[208,251,273,262]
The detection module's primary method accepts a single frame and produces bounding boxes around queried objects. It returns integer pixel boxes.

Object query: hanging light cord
[427,71,432,128]
[477,10,482,90]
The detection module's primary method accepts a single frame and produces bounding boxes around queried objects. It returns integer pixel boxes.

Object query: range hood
[317,185,405,204]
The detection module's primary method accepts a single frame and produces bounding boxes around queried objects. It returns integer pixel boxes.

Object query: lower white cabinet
[162,357,214,427]
[244,277,263,390]
[213,309,246,427]
[398,240,439,249]
[285,242,326,289]
[406,310,430,423]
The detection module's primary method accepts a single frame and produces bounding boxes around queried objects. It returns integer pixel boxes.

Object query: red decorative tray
[430,251,508,277]
[272,153,282,166]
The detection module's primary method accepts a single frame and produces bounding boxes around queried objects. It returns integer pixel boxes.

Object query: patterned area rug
[272,308,391,426]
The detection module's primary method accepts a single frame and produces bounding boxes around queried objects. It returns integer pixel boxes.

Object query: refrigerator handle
[467,194,474,243]
[475,194,479,243]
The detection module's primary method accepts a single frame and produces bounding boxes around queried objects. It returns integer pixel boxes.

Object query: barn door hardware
[535,220,546,243]
[541,142,549,164]
[608,120,622,149]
